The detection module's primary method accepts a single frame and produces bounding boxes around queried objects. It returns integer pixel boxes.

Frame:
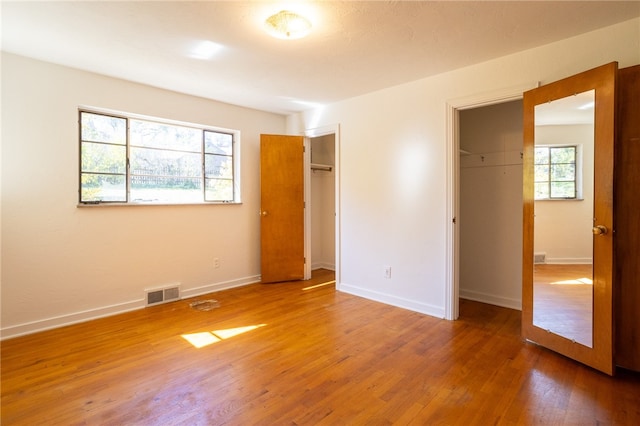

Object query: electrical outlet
[384,266,391,279]
[214,257,220,268]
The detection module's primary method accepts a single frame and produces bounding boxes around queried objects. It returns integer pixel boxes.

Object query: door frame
[304,124,340,285]
[445,83,537,320]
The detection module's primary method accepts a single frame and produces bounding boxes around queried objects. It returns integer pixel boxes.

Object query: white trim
[0,299,142,340]
[304,124,341,287]
[544,258,593,264]
[1,275,260,340]
[445,102,459,320]
[180,275,261,298]
[459,289,522,311]
[445,83,538,321]
[340,283,445,319]
[303,135,312,280]
[311,262,336,271]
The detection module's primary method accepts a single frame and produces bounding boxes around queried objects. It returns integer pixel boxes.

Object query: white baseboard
[180,275,260,299]
[339,282,445,319]
[459,288,522,310]
[1,275,260,340]
[544,257,592,265]
[312,263,335,271]
[1,299,143,340]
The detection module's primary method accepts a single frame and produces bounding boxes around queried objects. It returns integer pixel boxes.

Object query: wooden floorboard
[533,264,593,347]
[2,269,640,425]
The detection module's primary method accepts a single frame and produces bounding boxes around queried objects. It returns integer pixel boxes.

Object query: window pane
[534,145,578,200]
[551,181,575,198]
[79,110,239,204]
[205,154,232,179]
[130,119,201,152]
[205,131,233,155]
[81,173,126,202]
[550,146,576,164]
[81,142,126,174]
[131,177,202,203]
[535,147,549,165]
[205,178,233,201]
[534,164,549,182]
[130,147,201,178]
[535,182,549,199]
[81,112,126,144]
[551,163,575,181]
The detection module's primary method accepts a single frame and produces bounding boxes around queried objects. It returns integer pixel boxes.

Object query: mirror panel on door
[532,90,595,348]
[522,62,617,375]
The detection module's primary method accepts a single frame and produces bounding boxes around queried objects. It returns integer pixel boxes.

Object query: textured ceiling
[2,1,640,114]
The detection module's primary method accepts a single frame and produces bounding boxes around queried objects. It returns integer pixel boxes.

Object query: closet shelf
[311,163,332,172]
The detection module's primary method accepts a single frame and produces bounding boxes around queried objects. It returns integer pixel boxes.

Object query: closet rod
[311,164,332,172]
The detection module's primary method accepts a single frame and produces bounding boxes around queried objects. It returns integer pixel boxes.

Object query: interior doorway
[458,100,524,315]
[445,83,535,320]
[309,134,336,272]
[304,125,340,284]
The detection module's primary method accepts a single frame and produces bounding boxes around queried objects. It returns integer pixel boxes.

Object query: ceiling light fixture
[264,10,312,40]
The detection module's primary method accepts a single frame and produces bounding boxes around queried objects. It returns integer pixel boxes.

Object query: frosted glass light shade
[265,10,312,40]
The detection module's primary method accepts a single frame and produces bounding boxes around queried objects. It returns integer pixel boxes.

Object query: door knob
[261,211,268,216]
[592,225,608,235]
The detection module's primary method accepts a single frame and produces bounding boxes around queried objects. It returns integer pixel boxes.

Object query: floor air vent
[534,253,546,264]
[146,284,180,306]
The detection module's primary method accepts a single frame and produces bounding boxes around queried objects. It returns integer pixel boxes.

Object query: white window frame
[79,108,241,206]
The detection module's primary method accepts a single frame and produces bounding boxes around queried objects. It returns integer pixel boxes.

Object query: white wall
[534,124,594,264]
[3,18,638,337]
[459,101,523,310]
[287,18,640,318]
[1,53,286,338]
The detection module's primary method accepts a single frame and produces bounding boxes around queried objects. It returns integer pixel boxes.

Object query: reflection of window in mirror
[534,144,583,200]
[533,88,594,202]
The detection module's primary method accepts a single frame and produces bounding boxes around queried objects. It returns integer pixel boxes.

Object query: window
[534,145,579,200]
[79,110,238,204]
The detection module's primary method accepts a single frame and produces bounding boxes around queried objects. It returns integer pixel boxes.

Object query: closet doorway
[457,100,524,316]
[304,125,339,283]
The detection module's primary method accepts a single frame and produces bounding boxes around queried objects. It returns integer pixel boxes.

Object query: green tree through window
[79,110,237,204]
[534,145,577,199]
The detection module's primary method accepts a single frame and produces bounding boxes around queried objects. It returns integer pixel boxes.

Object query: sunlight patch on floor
[551,277,593,285]
[182,324,267,348]
[303,280,336,291]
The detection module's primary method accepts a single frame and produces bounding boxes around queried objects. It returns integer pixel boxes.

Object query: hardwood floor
[533,264,593,347]
[2,269,640,425]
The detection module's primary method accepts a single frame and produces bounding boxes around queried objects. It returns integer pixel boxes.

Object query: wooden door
[614,65,640,372]
[522,63,617,375]
[260,134,305,283]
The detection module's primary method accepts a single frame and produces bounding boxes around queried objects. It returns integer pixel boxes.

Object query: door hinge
[304,257,306,264]
[453,217,457,224]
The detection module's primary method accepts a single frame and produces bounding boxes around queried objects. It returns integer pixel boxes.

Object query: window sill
[535,198,584,202]
[77,201,242,208]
